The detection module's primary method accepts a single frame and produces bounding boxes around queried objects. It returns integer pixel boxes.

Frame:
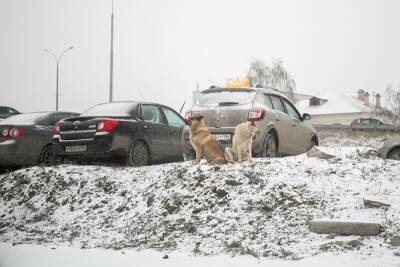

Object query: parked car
[0,106,20,120]
[378,136,400,160]
[351,117,386,126]
[182,86,318,159]
[0,111,78,170]
[53,101,187,166]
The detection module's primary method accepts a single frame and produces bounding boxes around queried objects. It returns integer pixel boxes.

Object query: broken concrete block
[310,220,382,236]
[363,198,391,208]
[391,236,400,246]
[306,147,335,159]
[320,239,361,251]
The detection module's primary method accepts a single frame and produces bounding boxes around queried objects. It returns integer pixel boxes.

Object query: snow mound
[0,146,399,259]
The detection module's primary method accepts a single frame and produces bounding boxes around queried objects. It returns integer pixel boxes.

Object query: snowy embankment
[0,138,399,260]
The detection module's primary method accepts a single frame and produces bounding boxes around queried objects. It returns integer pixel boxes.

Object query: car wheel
[40,145,58,166]
[307,138,317,151]
[387,147,400,160]
[127,141,150,167]
[260,133,278,157]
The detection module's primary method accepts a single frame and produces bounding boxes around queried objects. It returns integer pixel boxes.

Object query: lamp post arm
[43,49,58,64]
[57,46,74,65]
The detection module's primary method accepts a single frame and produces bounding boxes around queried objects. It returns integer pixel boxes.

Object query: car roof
[91,101,163,106]
[201,86,287,98]
[23,111,77,115]
[0,106,20,111]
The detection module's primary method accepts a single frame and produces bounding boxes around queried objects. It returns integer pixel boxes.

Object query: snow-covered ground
[1,242,399,267]
[0,135,399,266]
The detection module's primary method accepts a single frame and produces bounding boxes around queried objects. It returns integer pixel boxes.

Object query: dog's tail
[224,147,235,163]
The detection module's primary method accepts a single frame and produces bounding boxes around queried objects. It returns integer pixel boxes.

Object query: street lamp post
[109,0,115,102]
[43,46,74,111]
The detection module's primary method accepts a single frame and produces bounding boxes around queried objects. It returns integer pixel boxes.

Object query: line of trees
[382,84,400,124]
[247,58,297,103]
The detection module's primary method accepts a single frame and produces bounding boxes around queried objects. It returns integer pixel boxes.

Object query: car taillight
[97,119,118,132]
[2,128,23,137]
[247,107,265,121]
[185,110,192,119]
[53,122,60,135]
[2,128,10,137]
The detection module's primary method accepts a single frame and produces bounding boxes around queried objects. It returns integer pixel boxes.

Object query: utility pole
[109,0,114,102]
[43,46,74,111]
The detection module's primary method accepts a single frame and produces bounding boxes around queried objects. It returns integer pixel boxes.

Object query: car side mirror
[302,113,311,121]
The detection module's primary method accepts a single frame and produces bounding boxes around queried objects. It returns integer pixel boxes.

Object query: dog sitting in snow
[225,121,258,163]
[187,115,227,164]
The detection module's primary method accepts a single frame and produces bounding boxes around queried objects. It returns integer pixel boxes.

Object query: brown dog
[187,115,227,164]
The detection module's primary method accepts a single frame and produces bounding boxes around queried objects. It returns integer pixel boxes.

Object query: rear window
[82,102,137,116]
[196,89,256,107]
[0,107,18,114]
[0,113,47,125]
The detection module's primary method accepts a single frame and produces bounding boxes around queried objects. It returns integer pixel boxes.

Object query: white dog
[225,122,258,163]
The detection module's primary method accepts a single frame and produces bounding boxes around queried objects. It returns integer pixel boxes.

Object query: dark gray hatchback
[0,111,78,170]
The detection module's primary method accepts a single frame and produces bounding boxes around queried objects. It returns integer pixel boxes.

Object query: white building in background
[296,89,392,125]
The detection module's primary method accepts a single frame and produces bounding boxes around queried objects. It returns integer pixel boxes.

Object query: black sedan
[0,106,20,120]
[0,111,78,171]
[53,101,187,166]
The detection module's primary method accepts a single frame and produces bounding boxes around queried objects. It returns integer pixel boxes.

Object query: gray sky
[1,0,400,113]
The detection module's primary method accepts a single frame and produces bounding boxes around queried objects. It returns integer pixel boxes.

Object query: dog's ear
[184,119,191,126]
[196,115,204,120]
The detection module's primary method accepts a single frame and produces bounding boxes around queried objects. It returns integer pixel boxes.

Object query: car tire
[260,133,278,158]
[387,147,400,160]
[127,141,150,167]
[307,138,317,151]
[39,145,58,166]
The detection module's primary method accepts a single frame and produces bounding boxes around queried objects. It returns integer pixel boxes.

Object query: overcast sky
[1,0,399,113]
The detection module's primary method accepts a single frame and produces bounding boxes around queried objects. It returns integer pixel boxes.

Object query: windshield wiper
[218,102,239,106]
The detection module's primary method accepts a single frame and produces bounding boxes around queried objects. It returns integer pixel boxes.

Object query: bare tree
[384,84,400,124]
[248,58,297,103]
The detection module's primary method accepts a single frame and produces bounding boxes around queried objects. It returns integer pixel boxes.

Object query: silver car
[182,86,318,158]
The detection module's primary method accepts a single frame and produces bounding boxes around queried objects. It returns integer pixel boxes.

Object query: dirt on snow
[0,136,399,259]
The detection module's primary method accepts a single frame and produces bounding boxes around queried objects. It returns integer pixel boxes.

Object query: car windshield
[196,89,256,107]
[0,113,47,125]
[0,107,18,114]
[82,102,136,116]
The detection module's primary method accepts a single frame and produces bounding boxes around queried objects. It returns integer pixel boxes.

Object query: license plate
[213,134,231,141]
[65,145,87,153]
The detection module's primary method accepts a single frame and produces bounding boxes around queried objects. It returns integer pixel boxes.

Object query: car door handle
[143,125,152,130]
[275,117,280,121]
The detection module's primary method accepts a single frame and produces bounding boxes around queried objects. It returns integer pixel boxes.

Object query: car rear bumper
[53,133,129,160]
[182,126,264,155]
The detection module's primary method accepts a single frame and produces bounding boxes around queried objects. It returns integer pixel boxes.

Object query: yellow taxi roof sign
[225,77,252,88]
